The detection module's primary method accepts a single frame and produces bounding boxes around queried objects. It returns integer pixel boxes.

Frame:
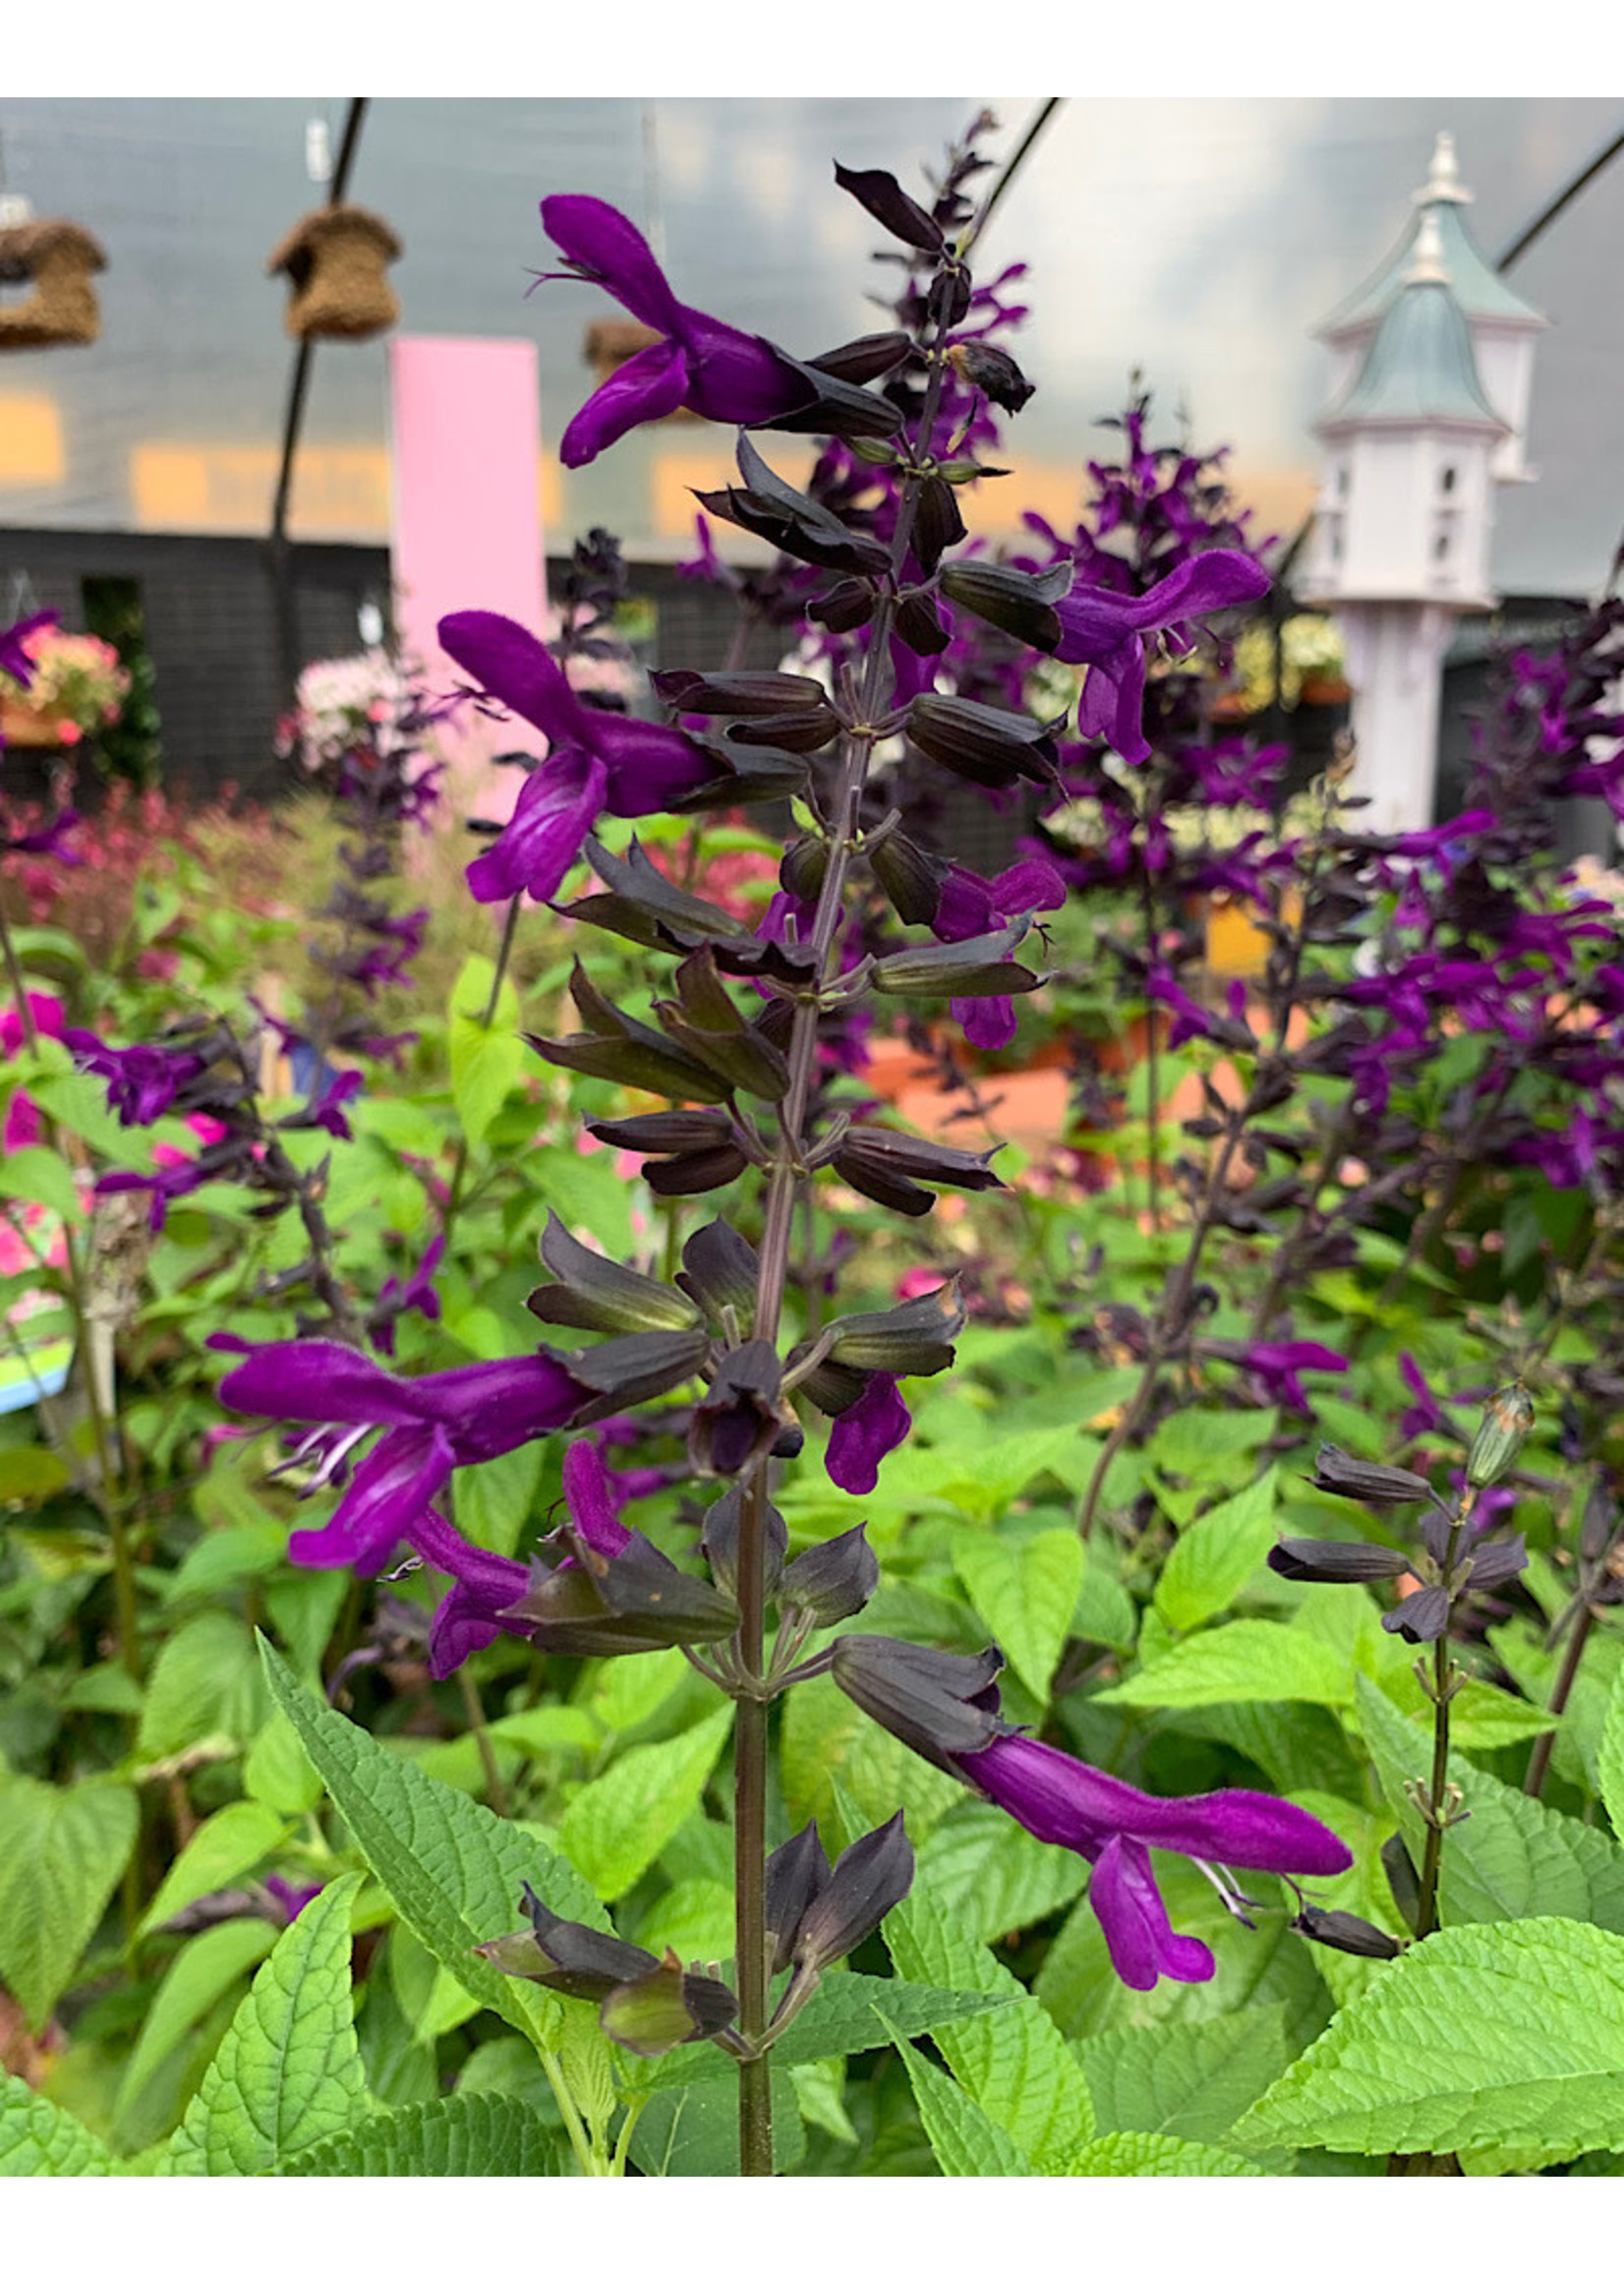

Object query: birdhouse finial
[1405,209,1450,286]
[1415,130,1472,206]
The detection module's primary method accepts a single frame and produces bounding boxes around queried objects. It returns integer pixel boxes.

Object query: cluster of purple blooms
[1,611,83,865]
[186,167,1358,1999]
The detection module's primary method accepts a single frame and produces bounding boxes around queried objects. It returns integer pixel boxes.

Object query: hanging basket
[266,204,402,342]
[0,219,106,350]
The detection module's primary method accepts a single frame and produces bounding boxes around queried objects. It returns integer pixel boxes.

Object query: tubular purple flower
[437,611,729,904]
[826,1373,911,1495]
[1054,552,1271,765]
[63,1031,204,1128]
[540,196,812,467]
[961,1730,1351,1992]
[213,1337,592,1573]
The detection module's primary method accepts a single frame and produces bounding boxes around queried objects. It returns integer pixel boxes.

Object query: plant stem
[1138,854,1161,1234]
[1414,1499,1471,1940]
[456,1662,508,1817]
[725,310,954,2174]
[1524,1595,1595,1800]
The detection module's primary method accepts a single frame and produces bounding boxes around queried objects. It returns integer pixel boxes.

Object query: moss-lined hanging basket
[267,204,401,342]
[0,219,106,350]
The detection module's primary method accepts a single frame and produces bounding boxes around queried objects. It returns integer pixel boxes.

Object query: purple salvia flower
[369,1230,444,1358]
[63,1031,204,1128]
[1226,1339,1349,1415]
[213,1337,592,1575]
[540,196,811,468]
[826,1373,911,1495]
[1053,552,1271,765]
[97,1152,219,1232]
[263,1875,324,1924]
[961,1731,1351,1992]
[437,611,729,904]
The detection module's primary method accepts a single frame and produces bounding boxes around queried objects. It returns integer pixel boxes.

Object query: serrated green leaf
[632,2065,803,2177]
[1147,1408,1276,1486]
[273,2090,562,2176]
[1079,2005,1291,2145]
[244,1708,326,1818]
[257,1637,608,2065]
[1494,1619,1624,1796]
[0,1444,72,1503]
[885,1881,1092,2165]
[772,1974,1018,2069]
[1237,1918,1624,2162]
[0,1775,139,2027]
[1155,1467,1278,1632]
[781,1678,963,1839]
[1101,1620,1350,1712]
[884,2021,1032,2177]
[137,1611,264,1763]
[165,1875,369,2176]
[1058,2129,1268,2177]
[952,1527,1081,1700]
[0,2072,116,2176]
[1446,1685,1559,1750]
[449,954,526,1150]
[1073,1541,1137,1652]
[913,1804,1086,1944]
[114,1918,280,2132]
[137,1800,289,1940]
[588,1650,690,1734]
[389,1920,485,2045]
[1357,1674,1624,1931]
[559,1709,729,1903]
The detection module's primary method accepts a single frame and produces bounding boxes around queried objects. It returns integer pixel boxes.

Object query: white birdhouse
[1301,212,1509,612]
[1314,132,1544,483]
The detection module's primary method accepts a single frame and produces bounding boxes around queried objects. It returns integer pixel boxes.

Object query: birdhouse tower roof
[0,217,106,278]
[1320,256,1511,435]
[1316,134,1544,340]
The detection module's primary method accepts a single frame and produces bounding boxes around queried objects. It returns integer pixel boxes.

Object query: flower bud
[780,1523,880,1628]
[831,1634,1005,1775]
[1467,1382,1534,1489]
[1267,1538,1415,1587]
[528,1211,700,1335]
[690,1339,785,1478]
[1290,1906,1403,1960]
[598,1951,739,2058]
[946,340,1035,414]
[1309,1445,1439,1506]
[790,1813,914,1968]
[765,1822,833,1974]
[700,1484,787,1602]
[781,834,830,904]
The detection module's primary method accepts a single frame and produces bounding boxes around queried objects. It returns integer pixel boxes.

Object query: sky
[1,87,1621,597]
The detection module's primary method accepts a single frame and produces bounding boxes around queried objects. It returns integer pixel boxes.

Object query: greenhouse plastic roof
[0,95,1619,597]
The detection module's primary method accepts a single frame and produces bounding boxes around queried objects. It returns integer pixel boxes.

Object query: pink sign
[388,336,548,819]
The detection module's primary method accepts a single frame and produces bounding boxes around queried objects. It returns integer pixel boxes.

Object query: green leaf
[1155,1467,1278,1632]
[1147,1407,1276,1485]
[1597,1658,1624,1844]
[781,1678,963,1840]
[0,1143,79,1220]
[885,2022,1032,2177]
[588,1650,691,1734]
[913,1804,1086,1944]
[885,1881,1093,2165]
[559,1709,730,1903]
[136,1800,289,1939]
[1058,2130,1268,2177]
[1357,1675,1624,1931]
[772,1975,1019,2069]
[114,1918,280,2133]
[164,1875,369,2176]
[0,1775,139,2027]
[1237,1918,1624,2163]
[137,1611,264,1764]
[951,1527,1082,1700]
[0,1444,72,1503]
[1446,1685,1559,1750]
[1079,2005,1291,2145]
[273,2090,562,2177]
[1072,1541,1137,1653]
[244,1709,326,1818]
[449,953,526,1150]
[1101,1620,1351,1713]
[389,1921,484,2045]
[632,2066,803,2178]
[257,1638,607,2058]
[453,1437,547,1559]
[0,2073,116,2176]
[1495,1619,1624,1796]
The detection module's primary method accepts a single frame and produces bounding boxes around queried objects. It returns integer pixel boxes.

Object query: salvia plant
[9,116,1624,2185]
